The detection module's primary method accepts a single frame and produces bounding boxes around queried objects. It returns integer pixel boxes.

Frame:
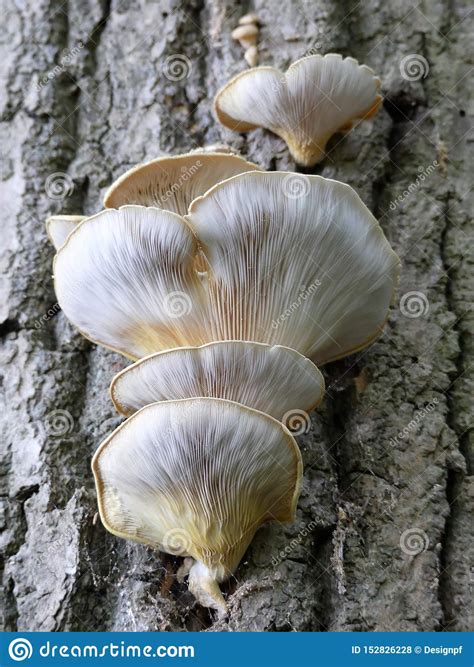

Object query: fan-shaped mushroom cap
[187,171,400,365]
[45,214,85,250]
[103,152,260,215]
[214,54,382,166]
[92,398,302,614]
[110,340,325,419]
[54,206,208,359]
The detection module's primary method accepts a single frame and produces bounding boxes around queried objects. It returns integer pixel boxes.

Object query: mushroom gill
[103,152,261,216]
[92,398,301,615]
[54,205,208,359]
[214,53,382,166]
[45,214,85,250]
[110,340,324,419]
[187,171,400,365]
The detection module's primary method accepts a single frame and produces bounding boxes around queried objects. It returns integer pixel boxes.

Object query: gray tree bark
[1,0,472,632]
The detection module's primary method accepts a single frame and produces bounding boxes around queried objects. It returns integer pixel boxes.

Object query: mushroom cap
[103,152,260,216]
[53,205,208,359]
[187,171,400,365]
[239,12,259,25]
[53,174,399,366]
[214,53,382,166]
[231,24,259,47]
[45,214,85,250]
[110,340,325,419]
[92,397,302,610]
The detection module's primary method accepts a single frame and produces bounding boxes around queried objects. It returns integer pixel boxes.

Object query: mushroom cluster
[47,55,399,617]
[231,13,260,67]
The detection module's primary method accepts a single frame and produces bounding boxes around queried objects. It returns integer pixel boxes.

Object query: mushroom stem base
[188,560,228,617]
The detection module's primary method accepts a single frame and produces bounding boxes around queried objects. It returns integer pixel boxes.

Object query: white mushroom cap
[214,53,382,166]
[110,340,325,419]
[45,215,85,250]
[54,206,208,359]
[103,152,260,216]
[92,398,302,614]
[187,171,400,365]
[53,174,399,365]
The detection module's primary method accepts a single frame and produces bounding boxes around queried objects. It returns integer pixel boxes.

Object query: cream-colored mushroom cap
[103,152,260,216]
[214,53,382,166]
[231,24,258,48]
[110,340,325,419]
[53,206,208,360]
[187,171,400,365]
[239,12,259,25]
[45,214,85,250]
[92,398,302,614]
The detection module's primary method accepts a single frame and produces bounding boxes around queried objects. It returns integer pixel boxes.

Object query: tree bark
[1,0,472,632]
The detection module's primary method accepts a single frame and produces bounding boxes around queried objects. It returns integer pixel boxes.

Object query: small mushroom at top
[232,13,260,67]
[239,12,259,25]
[231,24,258,50]
[45,214,85,250]
[244,45,258,68]
[92,398,302,615]
[214,53,382,166]
[110,340,325,419]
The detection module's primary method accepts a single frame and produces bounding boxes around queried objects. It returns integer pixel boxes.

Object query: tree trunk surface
[1,0,472,632]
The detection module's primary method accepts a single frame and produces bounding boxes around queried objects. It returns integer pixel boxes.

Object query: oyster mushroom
[214,53,382,166]
[92,398,302,615]
[45,214,85,250]
[238,12,259,26]
[110,340,325,419]
[232,14,260,67]
[103,152,260,216]
[54,205,208,359]
[231,24,258,50]
[186,171,400,365]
